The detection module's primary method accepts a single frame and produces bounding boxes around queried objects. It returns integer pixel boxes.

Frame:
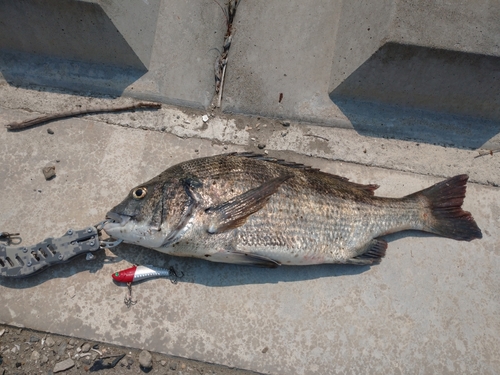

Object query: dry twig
[5,102,161,131]
[474,148,500,158]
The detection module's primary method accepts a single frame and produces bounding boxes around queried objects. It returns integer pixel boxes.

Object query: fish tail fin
[408,175,482,241]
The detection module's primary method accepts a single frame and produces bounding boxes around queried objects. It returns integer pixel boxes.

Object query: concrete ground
[0,1,499,373]
[0,85,499,374]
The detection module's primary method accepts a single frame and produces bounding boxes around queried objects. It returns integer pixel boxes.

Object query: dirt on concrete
[0,324,262,375]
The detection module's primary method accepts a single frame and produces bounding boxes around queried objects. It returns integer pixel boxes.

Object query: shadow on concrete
[0,230,462,288]
[0,0,159,97]
[0,50,148,99]
[330,43,500,149]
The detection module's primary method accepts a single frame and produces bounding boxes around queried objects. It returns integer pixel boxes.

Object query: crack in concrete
[212,0,240,108]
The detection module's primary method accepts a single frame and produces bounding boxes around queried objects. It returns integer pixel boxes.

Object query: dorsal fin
[228,152,323,172]
[228,152,378,195]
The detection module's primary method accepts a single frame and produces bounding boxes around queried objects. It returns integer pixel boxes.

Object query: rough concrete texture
[223,0,500,145]
[0,0,225,108]
[1,0,498,142]
[0,86,499,374]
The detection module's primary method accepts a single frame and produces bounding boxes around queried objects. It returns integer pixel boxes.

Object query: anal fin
[346,239,387,265]
[206,250,281,268]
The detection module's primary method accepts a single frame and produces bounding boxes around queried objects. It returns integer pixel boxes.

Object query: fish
[112,265,171,283]
[103,153,482,267]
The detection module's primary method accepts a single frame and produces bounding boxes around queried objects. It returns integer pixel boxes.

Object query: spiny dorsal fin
[229,152,379,195]
[229,152,323,172]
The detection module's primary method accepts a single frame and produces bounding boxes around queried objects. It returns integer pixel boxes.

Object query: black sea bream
[103,153,481,267]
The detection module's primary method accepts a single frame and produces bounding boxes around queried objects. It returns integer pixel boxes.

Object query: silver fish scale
[173,155,426,263]
[234,187,425,264]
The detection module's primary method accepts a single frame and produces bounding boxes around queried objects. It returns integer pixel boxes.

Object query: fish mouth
[105,212,132,226]
[102,212,132,238]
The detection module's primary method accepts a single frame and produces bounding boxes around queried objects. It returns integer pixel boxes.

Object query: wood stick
[474,148,500,158]
[217,61,227,108]
[5,102,161,131]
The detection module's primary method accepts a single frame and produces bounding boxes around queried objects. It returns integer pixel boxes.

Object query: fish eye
[132,187,147,200]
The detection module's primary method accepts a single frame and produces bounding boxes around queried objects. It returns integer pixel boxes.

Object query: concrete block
[223,0,500,148]
[0,0,226,108]
[222,0,343,123]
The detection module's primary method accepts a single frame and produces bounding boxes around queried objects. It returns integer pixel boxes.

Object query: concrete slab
[0,87,499,374]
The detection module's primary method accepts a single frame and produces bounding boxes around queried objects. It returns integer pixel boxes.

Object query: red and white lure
[112,265,172,283]
[112,265,182,307]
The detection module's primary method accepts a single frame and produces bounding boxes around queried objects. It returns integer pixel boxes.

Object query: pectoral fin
[206,250,281,268]
[205,175,291,234]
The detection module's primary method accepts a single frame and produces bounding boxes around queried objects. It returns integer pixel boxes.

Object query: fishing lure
[112,265,183,307]
[112,265,172,283]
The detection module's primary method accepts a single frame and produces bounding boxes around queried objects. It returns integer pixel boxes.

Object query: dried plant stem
[474,148,500,158]
[217,61,227,108]
[5,102,161,131]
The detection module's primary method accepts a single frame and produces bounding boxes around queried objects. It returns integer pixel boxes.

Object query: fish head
[103,176,189,249]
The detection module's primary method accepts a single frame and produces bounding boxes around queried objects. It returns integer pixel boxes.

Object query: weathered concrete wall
[223,0,499,149]
[0,0,225,108]
[0,0,159,69]
[0,0,498,136]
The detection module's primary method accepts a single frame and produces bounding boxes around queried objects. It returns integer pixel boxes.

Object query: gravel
[0,324,262,374]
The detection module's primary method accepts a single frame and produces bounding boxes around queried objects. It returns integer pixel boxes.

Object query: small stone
[57,343,67,356]
[30,350,40,361]
[281,121,290,127]
[69,339,76,346]
[81,343,90,353]
[53,358,74,373]
[181,362,186,369]
[170,363,177,370]
[139,350,153,369]
[119,357,129,367]
[42,165,56,180]
[202,114,209,123]
[0,329,4,337]
[41,355,49,364]
[30,335,40,343]
[161,360,167,366]
[161,126,166,131]
[257,143,266,149]
[80,356,92,365]
[45,336,56,347]
[127,357,134,366]
[262,346,269,353]
[47,128,54,134]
